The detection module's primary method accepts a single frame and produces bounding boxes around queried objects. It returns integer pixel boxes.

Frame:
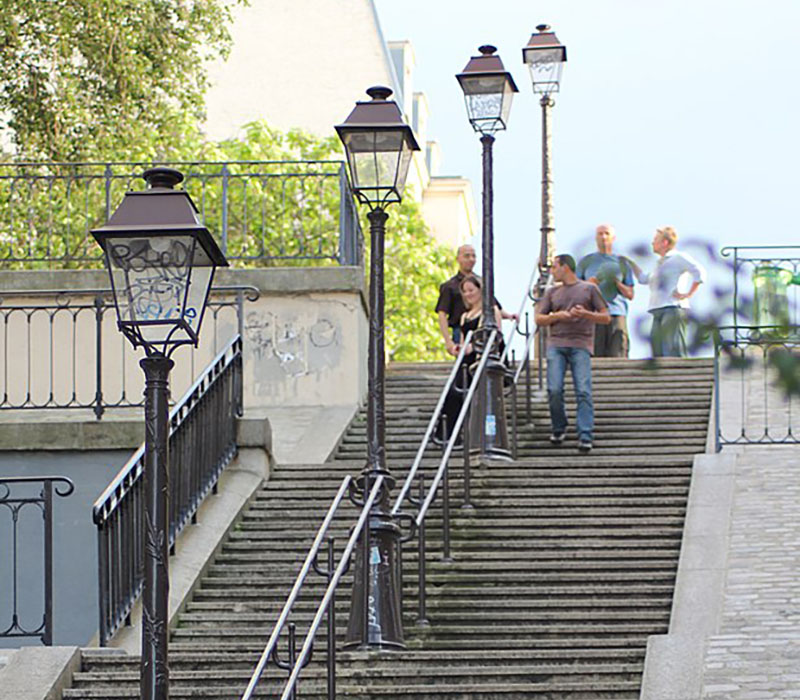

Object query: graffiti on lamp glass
[109,239,198,327]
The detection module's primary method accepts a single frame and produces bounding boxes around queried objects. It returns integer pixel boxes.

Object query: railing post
[326,538,336,700]
[104,164,113,221]
[42,480,54,646]
[416,474,428,627]
[442,432,452,563]
[732,247,739,336]
[525,312,532,421]
[97,523,109,646]
[714,333,722,453]
[338,163,350,265]
[462,365,473,510]
[287,623,297,700]
[94,295,105,420]
[221,163,230,257]
[511,350,519,460]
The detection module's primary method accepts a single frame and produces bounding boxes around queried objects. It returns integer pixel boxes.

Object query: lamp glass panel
[499,81,515,127]
[342,130,408,203]
[394,138,414,199]
[526,56,564,95]
[460,75,511,133]
[106,234,196,344]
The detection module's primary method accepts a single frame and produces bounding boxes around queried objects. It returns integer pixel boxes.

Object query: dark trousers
[594,316,629,357]
[650,307,687,357]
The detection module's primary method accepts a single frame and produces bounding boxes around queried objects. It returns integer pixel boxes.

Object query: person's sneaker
[549,432,565,445]
[577,440,593,454]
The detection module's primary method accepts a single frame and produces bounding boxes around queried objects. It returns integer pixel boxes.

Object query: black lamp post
[91,167,227,700]
[456,45,518,462]
[336,86,419,650]
[523,24,567,296]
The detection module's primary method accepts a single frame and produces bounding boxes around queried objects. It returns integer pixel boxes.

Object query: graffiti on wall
[244,307,343,395]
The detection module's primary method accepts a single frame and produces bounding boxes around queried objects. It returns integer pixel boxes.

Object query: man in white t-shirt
[626,227,706,357]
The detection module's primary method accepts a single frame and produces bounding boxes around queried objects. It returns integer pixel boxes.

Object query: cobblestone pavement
[700,446,800,699]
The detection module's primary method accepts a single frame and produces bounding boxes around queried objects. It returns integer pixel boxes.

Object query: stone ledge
[0,645,81,700]
[0,265,365,297]
[0,415,271,451]
[639,451,736,700]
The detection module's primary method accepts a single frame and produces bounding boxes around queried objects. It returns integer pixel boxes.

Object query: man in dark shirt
[435,244,477,356]
[435,244,513,357]
[535,253,610,454]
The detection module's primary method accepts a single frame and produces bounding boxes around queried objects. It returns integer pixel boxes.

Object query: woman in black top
[440,276,504,444]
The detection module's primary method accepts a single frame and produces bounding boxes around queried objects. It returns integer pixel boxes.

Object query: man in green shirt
[576,224,635,357]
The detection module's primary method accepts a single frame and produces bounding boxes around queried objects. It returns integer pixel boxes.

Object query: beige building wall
[422,177,478,249]
[204,0,398,140]
[203,0,477,249]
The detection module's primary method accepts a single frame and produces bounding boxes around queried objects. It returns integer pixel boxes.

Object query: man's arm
[673,280,701,302]
[437,310,457,356]
[672,253,706,301]
[535,298,572,327]
[615,279,635,300]
[570,305,611,324]
[571,286,611,324]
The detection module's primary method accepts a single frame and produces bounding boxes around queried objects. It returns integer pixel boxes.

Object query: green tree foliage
[380,197,453,363]
[0,0,457,362]
[0,0,240,161]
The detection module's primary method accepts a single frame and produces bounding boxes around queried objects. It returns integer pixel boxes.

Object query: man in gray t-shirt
[535,254,610,453]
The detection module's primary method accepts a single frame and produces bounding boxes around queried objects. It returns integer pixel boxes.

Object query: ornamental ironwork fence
[0,160,362,267]
[714,325,800,451]
[0,286,257,419]
[721,245,800,335]
[93,334,243,646]
[0,476,75,645]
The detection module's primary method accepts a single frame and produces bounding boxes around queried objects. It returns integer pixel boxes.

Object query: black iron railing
[714,325,800,451]
[93,335,243,645]
[0,476,75,645]
[0,160,363,267]
[721,245,800,335]
[0,286,257,418]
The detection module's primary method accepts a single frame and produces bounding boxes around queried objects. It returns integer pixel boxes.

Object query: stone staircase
[63,358,712,699]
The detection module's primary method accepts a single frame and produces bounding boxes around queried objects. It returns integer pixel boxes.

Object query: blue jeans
[547,346,594,442]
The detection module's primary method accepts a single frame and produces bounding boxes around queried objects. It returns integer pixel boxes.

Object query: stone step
[65,360,711,700]
[64,680,642,699]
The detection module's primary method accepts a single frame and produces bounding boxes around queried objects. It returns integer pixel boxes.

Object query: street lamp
[336,86,420,649]
[523,24,567,295]
[456,45,518,462]
[91,167,227,700]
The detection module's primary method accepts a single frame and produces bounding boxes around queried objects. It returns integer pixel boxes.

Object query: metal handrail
[92,334,242,523]
[499,265,538,364]
[513,325,537,386]
[391,330,474,515]
[241,475,354,700]
[277,475,386,700]
[416,330,497,525]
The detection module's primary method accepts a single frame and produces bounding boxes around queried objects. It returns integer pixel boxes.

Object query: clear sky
[374,0,800,357]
